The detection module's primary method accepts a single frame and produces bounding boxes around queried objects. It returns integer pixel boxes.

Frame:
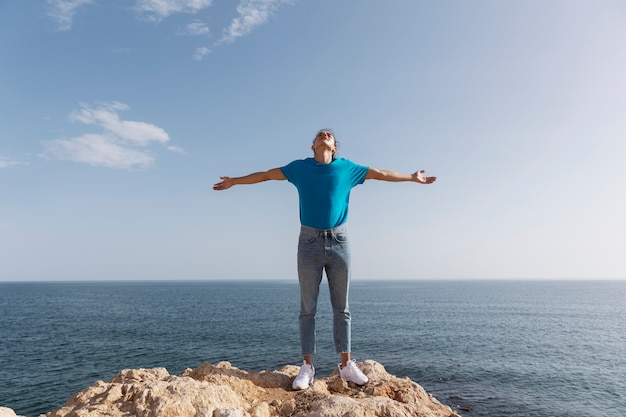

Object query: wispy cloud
[47,0,93,31]
[221,0,291,43]
[45,102,181,170]
[181,20,210,36]
[69,102,169,146]
[167,145,186,154]
[193,46,211,61]
[46,134,156,170]
[135,0,213,22]
[0,157,26,168]
[46,0,294,60]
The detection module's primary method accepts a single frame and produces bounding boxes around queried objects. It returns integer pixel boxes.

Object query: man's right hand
[213,176,234,190]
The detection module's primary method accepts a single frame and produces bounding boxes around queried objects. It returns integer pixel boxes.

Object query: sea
[0,280,624,417]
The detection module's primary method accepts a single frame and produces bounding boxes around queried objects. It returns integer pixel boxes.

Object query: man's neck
[313,151,334,164]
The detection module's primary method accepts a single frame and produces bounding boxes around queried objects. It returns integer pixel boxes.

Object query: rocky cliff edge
[2,360,462,417]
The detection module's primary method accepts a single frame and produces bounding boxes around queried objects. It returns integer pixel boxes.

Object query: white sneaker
[338,360,368,385]
[292,361,315,390]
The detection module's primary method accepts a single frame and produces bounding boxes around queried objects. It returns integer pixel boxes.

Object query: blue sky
[1,0,625,281]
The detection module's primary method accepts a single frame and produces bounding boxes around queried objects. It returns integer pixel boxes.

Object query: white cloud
[45,102,177,170]
[221,0,290,43]
[0,157,25,168]
[70,102,169,146]
[135,0,213,22]
[193,46,211,61]
[46,0,292,61]
[46,134,155,169]
[182,20,210,36]
[167,145,186,153]
[47,0,93,31]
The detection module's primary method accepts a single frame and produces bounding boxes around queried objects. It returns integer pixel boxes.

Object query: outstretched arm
[213,168,286,190]
[365,168,437,184]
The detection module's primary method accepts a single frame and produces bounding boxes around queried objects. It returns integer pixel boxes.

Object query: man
[213,129,436,390]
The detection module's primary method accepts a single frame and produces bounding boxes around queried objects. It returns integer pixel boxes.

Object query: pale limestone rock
[43,360,461,417]
[0,407,24,417]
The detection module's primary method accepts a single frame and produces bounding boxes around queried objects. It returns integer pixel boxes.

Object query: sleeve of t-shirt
[279,160,299,184]
[347,160,369,186]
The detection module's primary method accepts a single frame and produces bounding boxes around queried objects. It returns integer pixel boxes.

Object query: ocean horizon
[1,279,624,417]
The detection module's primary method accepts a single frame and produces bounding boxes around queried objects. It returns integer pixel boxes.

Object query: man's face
[313,131,336,153]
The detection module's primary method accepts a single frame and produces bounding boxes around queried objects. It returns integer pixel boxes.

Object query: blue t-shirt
[280,157,369,230]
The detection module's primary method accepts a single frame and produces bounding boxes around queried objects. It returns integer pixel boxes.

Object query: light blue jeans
[297,224,351,356]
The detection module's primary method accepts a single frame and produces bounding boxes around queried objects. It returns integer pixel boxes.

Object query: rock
[40,360,461,417]
[457,405,474,412]
[0,407,24,417]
